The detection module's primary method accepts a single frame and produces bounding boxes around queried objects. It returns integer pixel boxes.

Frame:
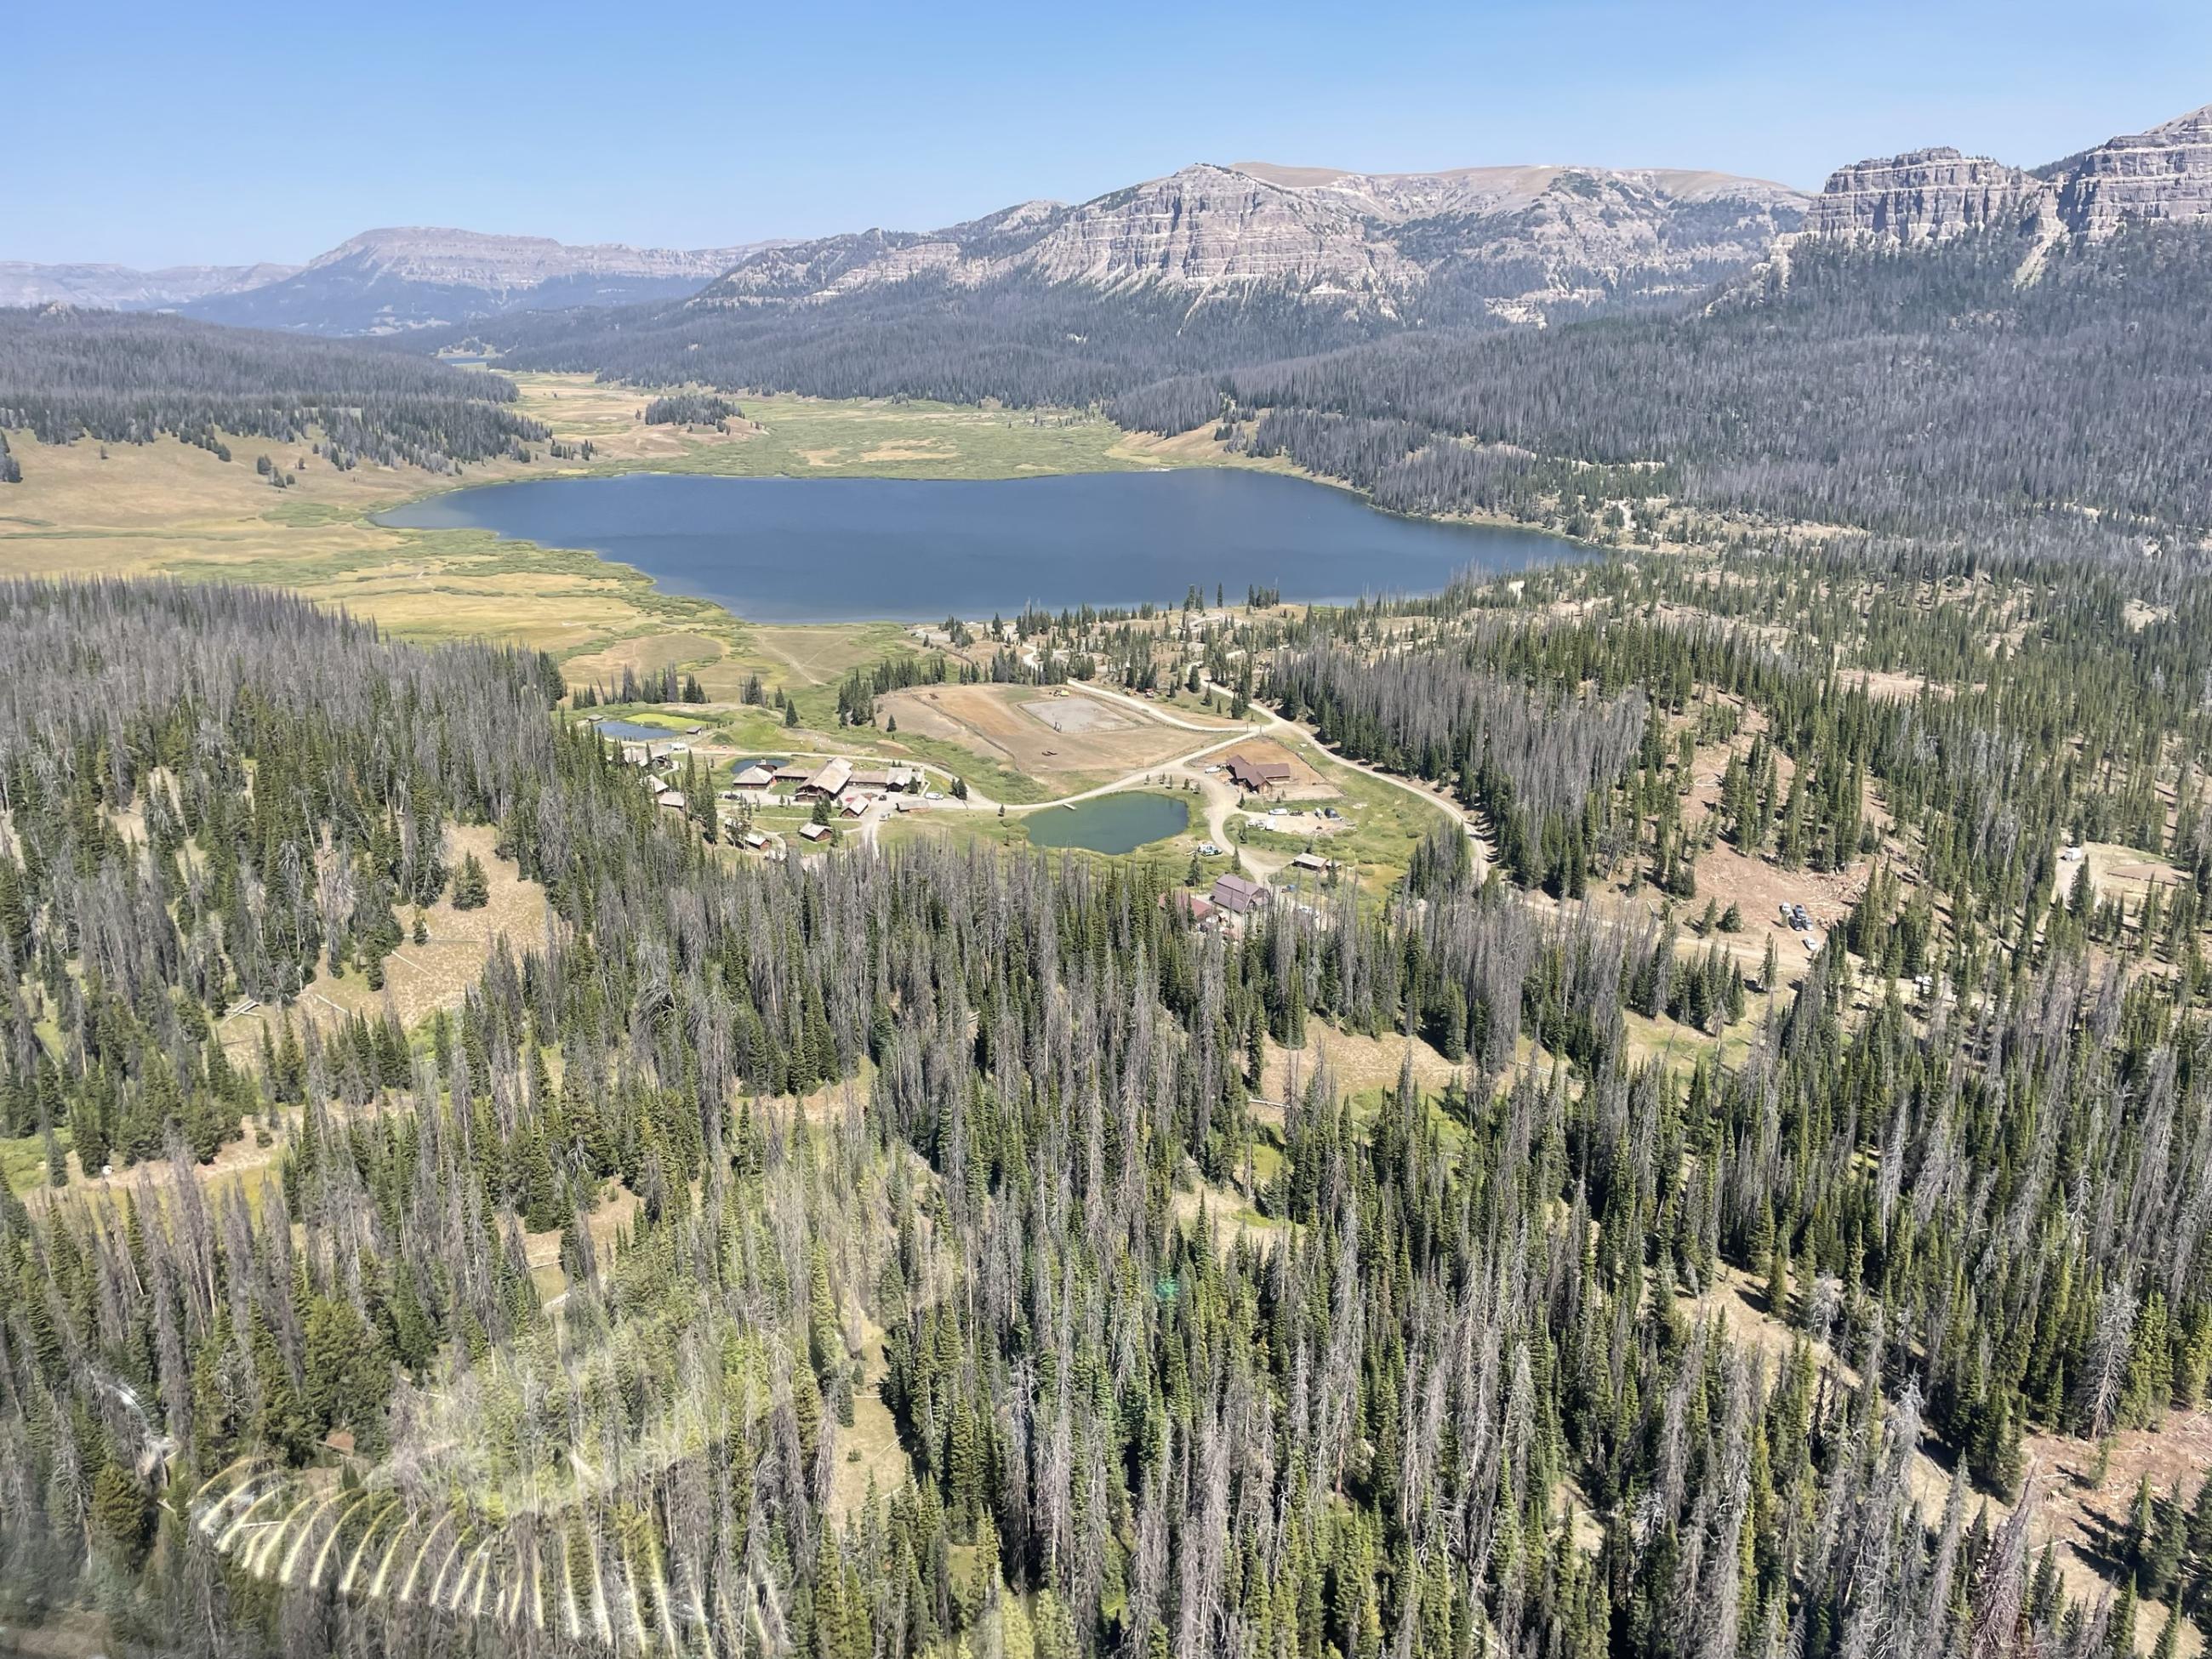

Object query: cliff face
[2055,105,2212,235]
[691,159,1808,326]
[1018,166,1423,298]
[1805,105,2212,245]
[1804,149,2051,242]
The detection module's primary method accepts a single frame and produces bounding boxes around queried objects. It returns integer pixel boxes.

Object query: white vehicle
[925,790,944,801]
[1203,764,1222,774]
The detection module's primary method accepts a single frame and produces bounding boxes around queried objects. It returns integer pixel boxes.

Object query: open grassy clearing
[1259,1024,1467,1107]
[214,824,550,1062]
[536,382,1211,481]
[0,1131,60,1197]
[1247,745,1447,893]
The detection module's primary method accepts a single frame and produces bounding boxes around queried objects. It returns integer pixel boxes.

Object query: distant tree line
[0,308,549,476]
[642,391,744,426]
[471,275,1400,408]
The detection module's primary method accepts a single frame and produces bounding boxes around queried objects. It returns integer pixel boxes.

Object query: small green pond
[594,718,681,740]
[1025,792,1189,855]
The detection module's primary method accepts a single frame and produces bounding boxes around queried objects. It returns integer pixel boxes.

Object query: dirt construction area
[1217,737,1337,801]
[880,683,1194,790]
[1241,807,1347,841]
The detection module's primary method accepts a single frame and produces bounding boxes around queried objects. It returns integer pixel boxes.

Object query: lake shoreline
[375,468,1590,625]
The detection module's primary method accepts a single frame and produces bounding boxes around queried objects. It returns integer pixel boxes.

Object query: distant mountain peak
[180,227,786,335]
[0,259,301,311]
[306,226,766,280]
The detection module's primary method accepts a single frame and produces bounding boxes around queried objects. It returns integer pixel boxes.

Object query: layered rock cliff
[1803,149,2052,241]
[2054,104,2212,235]
[692,159,1808,327]
[1805,103,2212,245]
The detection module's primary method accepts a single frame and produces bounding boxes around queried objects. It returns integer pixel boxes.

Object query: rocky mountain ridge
[20,103,2209,342]
[293,226,765,288]
[183,227,784,335]
[692,159,1810,326]
[3,229,784,336]
[0,260,301,311]
[1804,103,2212,242]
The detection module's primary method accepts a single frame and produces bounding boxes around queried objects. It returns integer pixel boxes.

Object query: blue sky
[10,0,2210,266]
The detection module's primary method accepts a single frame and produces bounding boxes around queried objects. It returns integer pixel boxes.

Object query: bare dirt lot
[2064,841,2185,905]
[1240,807,1346,841]
[880,683,1194,792]
[1691,842,1867,936]
[1217,737,1331,794]
[1024,695,1136,736]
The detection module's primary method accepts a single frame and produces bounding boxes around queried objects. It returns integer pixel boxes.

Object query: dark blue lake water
[378,469,1578,622]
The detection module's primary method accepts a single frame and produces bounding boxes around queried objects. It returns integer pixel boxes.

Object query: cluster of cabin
[1166,858,1337,933]
[723,756,932,828]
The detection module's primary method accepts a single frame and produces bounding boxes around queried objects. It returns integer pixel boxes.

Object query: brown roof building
[797,757,852,799]
[1225,754,1292,790]
[1161,889,1217,921]
[1210,872,1269,915]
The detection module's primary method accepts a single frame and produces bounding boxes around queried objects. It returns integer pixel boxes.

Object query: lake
[1025,793,1189,855]
[378,469,1578,622]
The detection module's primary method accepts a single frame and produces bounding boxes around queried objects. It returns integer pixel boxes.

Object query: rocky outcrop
[1022,166,1421,297]
[0,260,298,311]
[1804,149,2051,242]
[1805,103,2212,247]
[692,158,1808,326]
[2055,104,2212,236]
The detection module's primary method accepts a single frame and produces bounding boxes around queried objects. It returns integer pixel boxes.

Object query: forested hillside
[0,308,549,476]
[467,276,1394,409]
[4,542,2212,1659]
[1114,225,2212,544]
